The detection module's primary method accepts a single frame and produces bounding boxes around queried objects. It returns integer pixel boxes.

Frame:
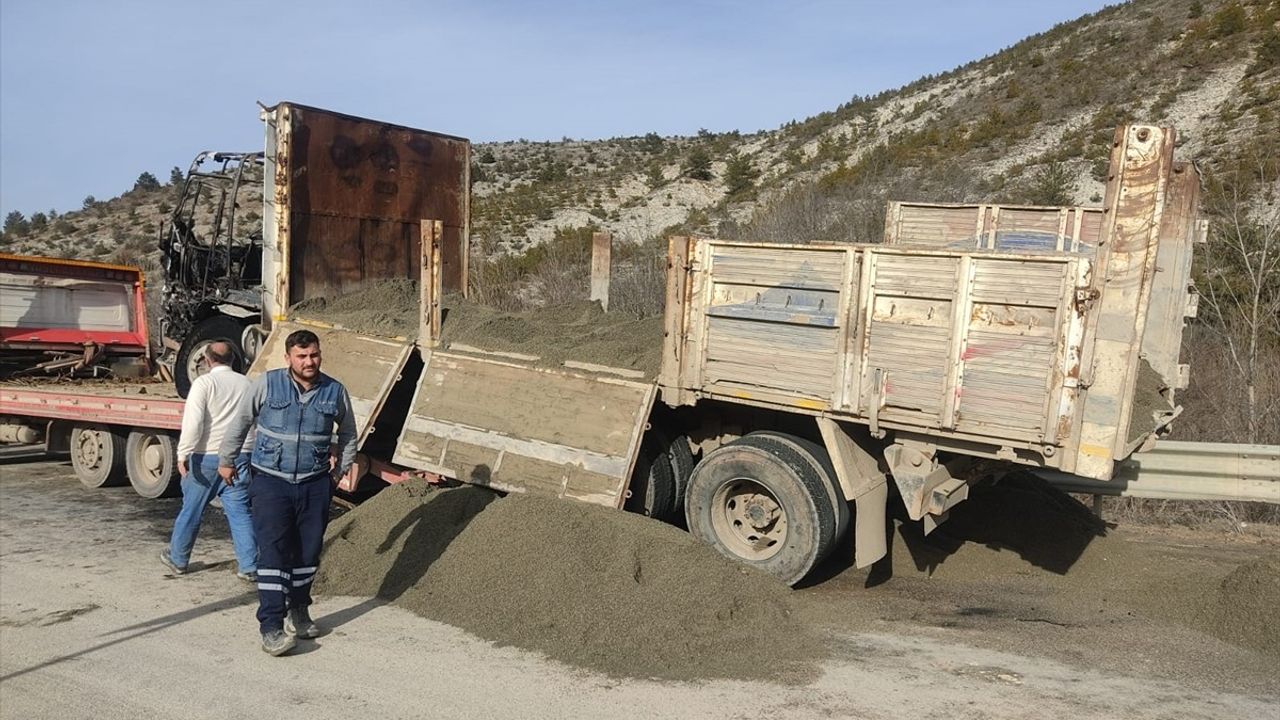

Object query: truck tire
[684,437,837,586]
[125,430,180,499]
[743,431,851,545]
[667,432,695,516]
[175,315,247,398]
[624,432,676,520]
[71,424,128,489]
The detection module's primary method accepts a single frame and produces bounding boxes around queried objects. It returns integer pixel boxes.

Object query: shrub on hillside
[683,148,712,181]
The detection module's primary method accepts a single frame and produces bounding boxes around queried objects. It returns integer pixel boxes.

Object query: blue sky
[0,0,1111,217]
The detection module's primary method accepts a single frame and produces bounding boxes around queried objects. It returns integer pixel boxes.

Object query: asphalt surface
[1,446,1276,719]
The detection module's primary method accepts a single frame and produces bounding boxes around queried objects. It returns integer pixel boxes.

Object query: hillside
[2,0,1277,445]
[5,1,1277,259]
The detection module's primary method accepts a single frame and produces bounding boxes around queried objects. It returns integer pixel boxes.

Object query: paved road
[1,448,1275,719]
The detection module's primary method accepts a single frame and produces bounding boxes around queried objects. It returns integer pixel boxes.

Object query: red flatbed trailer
[0,381,185,497]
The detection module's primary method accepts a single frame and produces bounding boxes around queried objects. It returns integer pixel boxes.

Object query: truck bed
[0,379,184,430]
[660,125,1199,482]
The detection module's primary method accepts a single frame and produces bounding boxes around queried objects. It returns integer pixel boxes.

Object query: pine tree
[134,171,161,191]
[684,148,712,181]
[724,154,759,198]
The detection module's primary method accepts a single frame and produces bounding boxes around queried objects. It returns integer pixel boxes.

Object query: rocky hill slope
[3,0,1276,262]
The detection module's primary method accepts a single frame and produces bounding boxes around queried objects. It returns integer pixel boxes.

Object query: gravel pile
[315,479,824,682]
[1196,554,1280,657]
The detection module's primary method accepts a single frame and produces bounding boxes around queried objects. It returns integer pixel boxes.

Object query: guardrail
[1038,441,1280,505]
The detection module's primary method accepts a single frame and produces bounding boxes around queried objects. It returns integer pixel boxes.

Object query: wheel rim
[185,337,239,383]
[139,435,165,484]
[710,477,787,560]
[76,430,104,471]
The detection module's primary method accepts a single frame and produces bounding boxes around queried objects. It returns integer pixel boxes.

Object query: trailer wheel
[684,437,836,586]
[743,431,850,544]
[175,315,247,398]
[125,431,180,499]
[624,433,676,520]
[71,425,128,489]
[667,433,695,516]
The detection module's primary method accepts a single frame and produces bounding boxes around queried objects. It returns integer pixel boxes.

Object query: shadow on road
[801,471,1107,588]
[0,591,257,682]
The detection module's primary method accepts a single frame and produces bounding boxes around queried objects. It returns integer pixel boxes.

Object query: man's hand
[218,465,236,487]
[177,459,188,478]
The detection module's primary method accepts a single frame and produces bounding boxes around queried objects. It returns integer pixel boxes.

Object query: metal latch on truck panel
[1074,287,1100,312]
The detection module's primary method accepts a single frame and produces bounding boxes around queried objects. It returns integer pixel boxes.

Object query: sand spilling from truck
[289,281,664,376]
[316,479,824,682]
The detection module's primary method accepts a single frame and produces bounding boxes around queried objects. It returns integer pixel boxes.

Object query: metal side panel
[885,202,1104,254]
[247,321,413,449]
[952,257,1073,441]
[393,352,655,508]
[261,101,471,321]
[693,243,852,406]
[861,253,960,424]
[1140,162,1200,391]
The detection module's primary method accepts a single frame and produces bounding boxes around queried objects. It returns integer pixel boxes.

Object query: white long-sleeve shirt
[177,365,254,459]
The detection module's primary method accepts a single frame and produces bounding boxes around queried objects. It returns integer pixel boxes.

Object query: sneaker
[159,549,186,575]
[261,629,296,656]
[284,607,320,639]
[236,571,258,583]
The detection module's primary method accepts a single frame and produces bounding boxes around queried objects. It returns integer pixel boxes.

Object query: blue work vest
[250,368,343,482]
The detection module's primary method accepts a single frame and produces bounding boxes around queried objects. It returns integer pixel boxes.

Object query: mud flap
[816,418,889,569]
[854,481,888,569]
[393,352,655,508]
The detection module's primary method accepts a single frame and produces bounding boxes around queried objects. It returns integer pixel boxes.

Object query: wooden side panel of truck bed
[248,321,414,449]
[393,352,655,508]
[661,125,1197,482]
[663,241,1089,448]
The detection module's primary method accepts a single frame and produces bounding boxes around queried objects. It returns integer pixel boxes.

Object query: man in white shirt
[160,341,258,580]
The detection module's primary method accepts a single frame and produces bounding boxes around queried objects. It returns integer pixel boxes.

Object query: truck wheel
[684,437,837,586]
[667,433,695,516]
[71,424,128,489]
[624,433,676,520]
[744,431,850,545]
[125,431,180,498]
[175,316,247,398]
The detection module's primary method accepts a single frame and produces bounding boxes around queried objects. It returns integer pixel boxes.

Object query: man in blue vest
[219,329,357,656]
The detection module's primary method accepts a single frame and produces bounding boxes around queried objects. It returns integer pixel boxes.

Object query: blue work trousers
[168,453,257,574]
[248,469,332,633]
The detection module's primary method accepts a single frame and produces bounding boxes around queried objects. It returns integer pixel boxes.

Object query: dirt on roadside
[1195,553,1280,656]
[315,479,824,682]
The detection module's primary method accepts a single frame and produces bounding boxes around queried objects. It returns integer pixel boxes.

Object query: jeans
[167,453,257,574]
[248,470,331,633]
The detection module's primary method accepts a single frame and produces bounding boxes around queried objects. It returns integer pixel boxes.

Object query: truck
[0,117,1201,586]
[0,254,153,379]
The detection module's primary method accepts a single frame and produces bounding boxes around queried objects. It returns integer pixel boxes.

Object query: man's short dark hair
[285,329,321,351]
[205,341,235,365]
